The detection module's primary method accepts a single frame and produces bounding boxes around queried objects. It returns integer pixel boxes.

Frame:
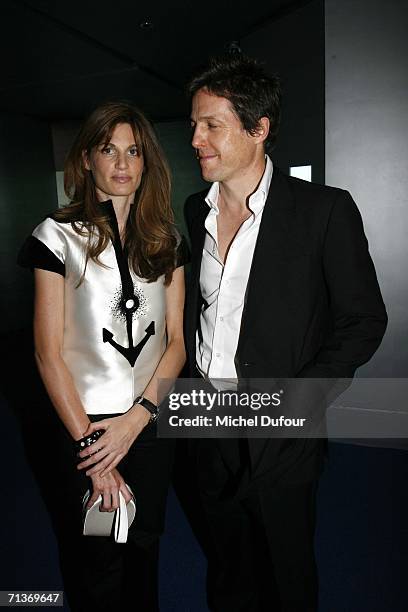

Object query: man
[183,55,387,611]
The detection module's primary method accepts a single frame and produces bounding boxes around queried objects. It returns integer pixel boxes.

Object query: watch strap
[134,396,158,422]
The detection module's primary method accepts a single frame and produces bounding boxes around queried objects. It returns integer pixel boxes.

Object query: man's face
[190,88,260,184]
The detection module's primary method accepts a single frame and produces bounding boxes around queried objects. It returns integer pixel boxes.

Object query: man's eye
[208,124,218,129]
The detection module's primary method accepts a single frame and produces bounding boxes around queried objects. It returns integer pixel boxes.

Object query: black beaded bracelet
[74,429,104,454]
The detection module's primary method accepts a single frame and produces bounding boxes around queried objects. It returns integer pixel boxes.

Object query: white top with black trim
[18,201,188,415]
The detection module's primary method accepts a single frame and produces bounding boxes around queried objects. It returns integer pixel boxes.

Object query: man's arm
[280,190,387,427]
[299,190,387,379]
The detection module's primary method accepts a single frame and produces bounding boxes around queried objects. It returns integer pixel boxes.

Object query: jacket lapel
[237,168,298,475]
[240,167,297,333]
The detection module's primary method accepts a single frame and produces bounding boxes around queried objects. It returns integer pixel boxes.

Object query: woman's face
[84,122,144,202]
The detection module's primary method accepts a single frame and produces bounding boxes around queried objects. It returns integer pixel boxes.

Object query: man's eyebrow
[190,115,225,122]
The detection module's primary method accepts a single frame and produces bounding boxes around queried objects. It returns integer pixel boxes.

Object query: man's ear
[253,117,270,144]
[82,150,91,171]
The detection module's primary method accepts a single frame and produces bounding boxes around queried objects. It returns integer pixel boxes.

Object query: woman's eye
[128,147,138,156]
[208,124,218,130]
[101,146,115,155]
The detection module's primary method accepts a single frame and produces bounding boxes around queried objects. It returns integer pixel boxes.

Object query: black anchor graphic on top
[103,295,155,367]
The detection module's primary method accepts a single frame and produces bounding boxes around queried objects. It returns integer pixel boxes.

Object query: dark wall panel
[242,0,325,183]
[0,112,57,333]
[155,121,206,232]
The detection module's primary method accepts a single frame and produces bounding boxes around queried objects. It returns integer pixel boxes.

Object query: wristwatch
[134,395,158,423]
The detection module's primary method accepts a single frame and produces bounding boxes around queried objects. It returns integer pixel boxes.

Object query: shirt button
[219,316,224,321]
[216,352,221,358]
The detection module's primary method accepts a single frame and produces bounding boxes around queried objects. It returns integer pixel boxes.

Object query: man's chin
[201,169,221,183]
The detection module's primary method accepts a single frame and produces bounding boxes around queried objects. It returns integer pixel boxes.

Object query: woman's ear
[82,150,91,171]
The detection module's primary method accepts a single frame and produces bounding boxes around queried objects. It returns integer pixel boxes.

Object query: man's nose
[191,125,206,149]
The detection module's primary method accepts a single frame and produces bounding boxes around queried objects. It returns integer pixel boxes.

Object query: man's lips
[198,154,218,162]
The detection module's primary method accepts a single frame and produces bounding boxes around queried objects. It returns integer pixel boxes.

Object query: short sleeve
[17,218,66,277]
[175,234,190,268]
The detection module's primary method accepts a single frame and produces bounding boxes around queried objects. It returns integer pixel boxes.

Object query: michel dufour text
[166,391,307,429]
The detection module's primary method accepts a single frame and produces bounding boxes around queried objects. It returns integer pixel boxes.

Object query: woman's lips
[112,176,131,183]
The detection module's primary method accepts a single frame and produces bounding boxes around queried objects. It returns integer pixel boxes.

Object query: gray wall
[0,112,57,333]
[326,0,408,376]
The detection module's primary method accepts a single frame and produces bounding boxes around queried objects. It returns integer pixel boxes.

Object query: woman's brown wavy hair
[53,101,176,284]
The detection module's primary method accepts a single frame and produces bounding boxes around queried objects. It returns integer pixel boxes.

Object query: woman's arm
[34,268,132,509]
[78,266,186,476]
[34,268,90,440]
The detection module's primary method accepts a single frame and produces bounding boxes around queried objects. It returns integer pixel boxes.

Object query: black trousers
[23,403,174,612]
[196,439,319,612]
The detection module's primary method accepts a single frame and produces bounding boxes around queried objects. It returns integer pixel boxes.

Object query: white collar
[205,154,273,215]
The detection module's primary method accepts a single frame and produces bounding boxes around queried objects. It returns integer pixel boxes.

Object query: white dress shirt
[196,155,273,380]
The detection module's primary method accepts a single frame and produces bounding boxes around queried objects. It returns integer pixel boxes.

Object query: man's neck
[218,157,267,215]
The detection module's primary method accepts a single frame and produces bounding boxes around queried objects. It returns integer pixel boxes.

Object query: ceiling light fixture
[139,18,154,30]
[225,41,242,54]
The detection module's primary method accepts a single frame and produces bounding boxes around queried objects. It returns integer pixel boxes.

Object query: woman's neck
[100,193,134,241]
[112,200,131,238]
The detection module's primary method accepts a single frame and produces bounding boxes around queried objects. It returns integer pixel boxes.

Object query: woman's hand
[77,405,151,477]
[86,467,133,511]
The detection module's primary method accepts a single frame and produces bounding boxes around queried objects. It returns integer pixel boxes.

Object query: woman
[18,101,187,611]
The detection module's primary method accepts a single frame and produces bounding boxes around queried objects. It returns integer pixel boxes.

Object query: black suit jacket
[184,167,387,486]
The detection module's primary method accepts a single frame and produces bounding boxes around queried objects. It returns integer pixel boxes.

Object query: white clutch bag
[82,485,136,544]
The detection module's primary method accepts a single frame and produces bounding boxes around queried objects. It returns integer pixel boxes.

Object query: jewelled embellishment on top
[110,284,147,321]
